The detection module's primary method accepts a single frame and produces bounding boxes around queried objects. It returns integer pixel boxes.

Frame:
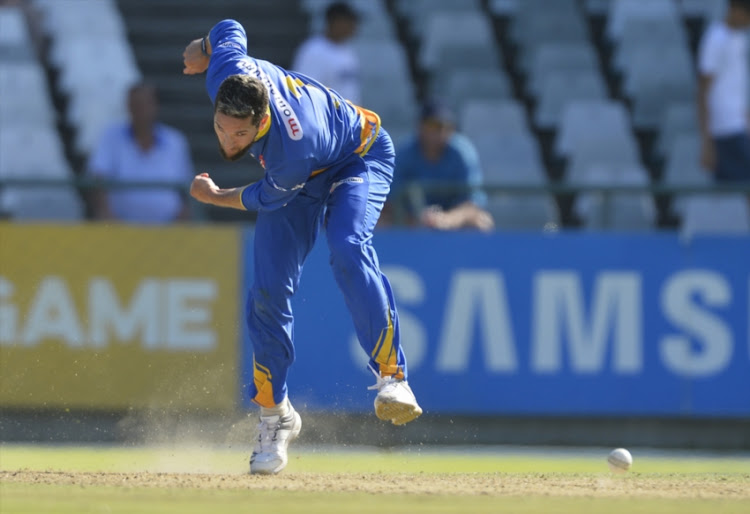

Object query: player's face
[214,112,258,162]
[419,119,453,155]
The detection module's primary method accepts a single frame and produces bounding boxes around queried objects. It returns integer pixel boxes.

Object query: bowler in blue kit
[183,20,421,474]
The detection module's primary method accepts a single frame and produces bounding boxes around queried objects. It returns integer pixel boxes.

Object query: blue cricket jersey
[206,20,380,211]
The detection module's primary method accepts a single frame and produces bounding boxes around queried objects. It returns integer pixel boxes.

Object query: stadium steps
[117,0,309,223]
[485,6,581,228]
[385,0,429,103]
[15,3,90,215]
[582,7,688,229]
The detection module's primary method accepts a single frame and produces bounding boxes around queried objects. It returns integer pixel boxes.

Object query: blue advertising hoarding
[241,231,750,417]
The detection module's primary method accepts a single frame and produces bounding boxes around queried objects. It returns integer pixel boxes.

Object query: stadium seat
[623,46,694,99]
[574,164,656,230]
[515,17,591,73]
[355,40,411,80]
[584,0,614,15]
[632,83,697,130]
[35,0,125,37]
[606,0,681,41]
[488,194,561,231]
[655,103,699,160]
[526,43,600,97]
[0,187,84,221]
[397,0,482,39]
[511,9,588,48]
[680,0,728,19]
[419,12,495,70]
[681,194,750,238]
[0,61,57,127]
[613,18,687,73]
[461,99,530,142]
[473,134,547,186]
[33,0,140,158]
[0,125,70,179]
[437,43,503,72]
[565,138,641,183]
[0,6,32,51]
[356,40,415,131]
[534,71,608,129]
[487,0,521,16]
[555,100,635,158]
[435,70,513,112]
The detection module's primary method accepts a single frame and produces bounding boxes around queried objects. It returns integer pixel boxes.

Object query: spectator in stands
[88,83,193,223]
[292,1,360,104]
[698,0,750,183]
[391,100,494,231]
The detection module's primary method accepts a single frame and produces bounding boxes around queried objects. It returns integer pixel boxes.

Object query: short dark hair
[214,74,269,127]
[325,2,358,23]
[730,0,750,10]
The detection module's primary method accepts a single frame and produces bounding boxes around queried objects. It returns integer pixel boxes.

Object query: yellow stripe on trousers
[370,311,404,379]
[252,358,276,408]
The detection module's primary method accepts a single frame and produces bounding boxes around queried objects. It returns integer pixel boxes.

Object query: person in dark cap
[293,2,361,103]
[390,100,494,231]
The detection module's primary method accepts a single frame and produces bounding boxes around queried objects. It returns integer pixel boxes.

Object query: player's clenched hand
[190,173,219,204]
[183,38,210,75]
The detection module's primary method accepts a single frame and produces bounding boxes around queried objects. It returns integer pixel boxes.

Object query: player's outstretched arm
[183,36,211,75]
[190,173,248,211]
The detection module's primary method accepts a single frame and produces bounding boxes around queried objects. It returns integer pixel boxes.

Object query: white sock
[260,397,291,418]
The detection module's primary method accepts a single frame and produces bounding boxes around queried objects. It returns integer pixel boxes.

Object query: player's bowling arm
[189,173,247,210]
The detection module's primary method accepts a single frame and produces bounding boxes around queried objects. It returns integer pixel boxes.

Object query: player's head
[214,74,270,162]
[128,82,158,129]
[418,100,455,157]
[728,0,750,27]
[325,2,359,43]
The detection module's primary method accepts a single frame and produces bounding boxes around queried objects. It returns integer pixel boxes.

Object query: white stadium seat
[0,61,57,127]
[473,134,547,186]
[681,194,750,238]
[607,0,681,41]
[534,71,609,129]
[555,100,635,158]
[574,164,656,230]
[655,103,699,160]
[488,194,561,231]
[419,11,495,70]
[461,99,530,142]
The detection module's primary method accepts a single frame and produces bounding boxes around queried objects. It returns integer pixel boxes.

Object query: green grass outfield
[1,444,749,514]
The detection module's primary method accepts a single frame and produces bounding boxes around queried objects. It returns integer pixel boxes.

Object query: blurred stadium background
[1,0,749,457]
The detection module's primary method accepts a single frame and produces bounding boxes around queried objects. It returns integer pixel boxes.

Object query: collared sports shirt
[206,19,380,211]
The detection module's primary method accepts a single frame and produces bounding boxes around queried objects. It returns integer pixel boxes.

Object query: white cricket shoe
[369,369,422,426]
[249,407,301,475]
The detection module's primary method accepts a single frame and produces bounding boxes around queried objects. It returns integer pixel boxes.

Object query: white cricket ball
[607,448,633,473]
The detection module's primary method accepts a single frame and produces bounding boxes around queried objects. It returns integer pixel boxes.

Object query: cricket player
[182,20,421,475]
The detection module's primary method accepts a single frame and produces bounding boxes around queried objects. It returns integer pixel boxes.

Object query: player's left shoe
[369,369,422,426]
[249,406,301,475]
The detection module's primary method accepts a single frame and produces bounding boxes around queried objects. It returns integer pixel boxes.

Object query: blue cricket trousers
[246,129,407,407]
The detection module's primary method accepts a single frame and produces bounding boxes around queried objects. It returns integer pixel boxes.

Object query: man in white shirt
[698,0,750,182]
[88,83,193,223]
[292,2,360,104]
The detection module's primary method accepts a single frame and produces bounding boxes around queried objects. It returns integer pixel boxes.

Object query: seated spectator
[698,0,750,184]
[292,1,360,104]
[88,83,193,223]
[390,101,494,231]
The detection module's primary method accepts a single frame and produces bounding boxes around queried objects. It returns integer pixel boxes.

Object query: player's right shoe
[249,406,301,475]
[369,369,422,426]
